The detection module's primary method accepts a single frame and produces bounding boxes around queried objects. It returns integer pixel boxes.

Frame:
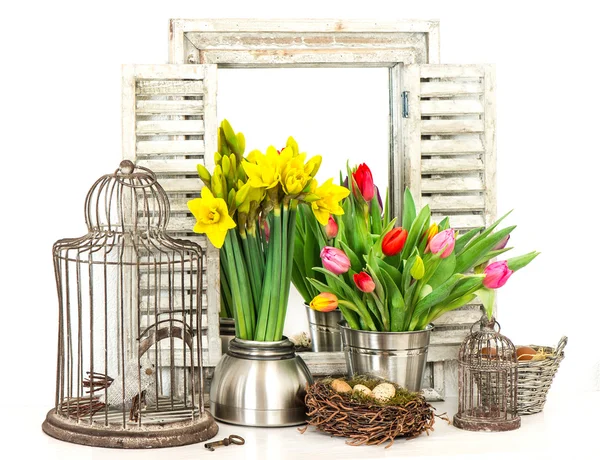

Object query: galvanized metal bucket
[210,337,313,427]
[305,304,343,352]
[340,322,433,392]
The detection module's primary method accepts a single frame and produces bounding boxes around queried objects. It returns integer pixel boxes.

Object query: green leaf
[375,257,403,288]
[460,210,513,254]
[339,240,363,274]
[437,217,450,231]
[454,226,516,274]
[423,293,478,326]
[507,251,541,271]
[370,194,383,235]
[400,204,431,261]
[475,287,496,320]
[473,247,513,267]
[411,274,464,328]
[427,252,456,290]
[401,188,417,230]
[380,268,406,332]
[454,227,483,254]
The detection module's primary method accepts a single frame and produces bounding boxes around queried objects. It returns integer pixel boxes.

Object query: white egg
[352,384,372,397]
[371,383,396,402]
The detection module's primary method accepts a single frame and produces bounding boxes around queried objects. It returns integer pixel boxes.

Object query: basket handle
[556,336,568,355]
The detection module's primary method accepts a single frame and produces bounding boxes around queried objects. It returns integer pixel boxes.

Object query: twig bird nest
[301,377,439,448]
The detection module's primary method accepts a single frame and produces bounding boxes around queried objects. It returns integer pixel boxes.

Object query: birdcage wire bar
[453,316,520,432]
[42,161,218,448]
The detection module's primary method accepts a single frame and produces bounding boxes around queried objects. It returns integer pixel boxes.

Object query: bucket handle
[555,336,568,355]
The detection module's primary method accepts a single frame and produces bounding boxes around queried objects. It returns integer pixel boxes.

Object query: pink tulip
[493,234,510,250]
[325,216,339,239]
[483,261,513,289]
[429,229,456,258]
[354,272,376,293]
[320,246,351,275]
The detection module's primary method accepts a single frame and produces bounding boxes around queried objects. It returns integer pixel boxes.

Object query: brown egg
[330,379,352,394]
[481,347,497,359]
[517,346,537,361]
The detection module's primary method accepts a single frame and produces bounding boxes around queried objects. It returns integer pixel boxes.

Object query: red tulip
[429,229,455,258]
[352,163,375,201]
[320,246,351,275]
[325,216,339,239]
[354,272,376,293]
[382,227,408,256]
[483,261,513,289]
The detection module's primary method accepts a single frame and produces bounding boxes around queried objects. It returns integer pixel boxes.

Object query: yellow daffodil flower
[243,146,292,189]
[311,179,350,225]
[188,187,236,248]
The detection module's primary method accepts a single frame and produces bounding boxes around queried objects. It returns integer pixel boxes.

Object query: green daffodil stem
[264,205,283,341]
[240,228,261,310]
[223,233,248,339]
[231,231,256,338]
[254,213,276,341]
[274,203,296,341]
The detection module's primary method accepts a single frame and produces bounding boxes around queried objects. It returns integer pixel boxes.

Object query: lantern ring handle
[470,316,501,334]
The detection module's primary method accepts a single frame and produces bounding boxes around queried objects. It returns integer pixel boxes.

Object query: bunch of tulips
[304,164,539,332]
[188,120,349,341]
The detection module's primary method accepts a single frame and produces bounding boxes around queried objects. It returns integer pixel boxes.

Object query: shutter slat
[422,176,484,193]
[419,65,485,78]
[136,120,205,136]
[136,100,204,115]
[420,81,483,97]
[421,120,484,134]
[431,214,485,229]
[421,139,484,154]
[422,195,485,211]
[136,80,204,95]
[137,140,205,155]
[158,178,202,193]
[137,159,204,174]
[421,100,483,116]
[422,158,483,174]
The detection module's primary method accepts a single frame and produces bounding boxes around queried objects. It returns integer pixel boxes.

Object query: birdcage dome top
[84,160,171,233]
[458,316,517,367]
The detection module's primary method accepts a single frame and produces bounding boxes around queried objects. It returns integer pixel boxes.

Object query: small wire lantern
[42,161,218,448]
[454,316,521,432]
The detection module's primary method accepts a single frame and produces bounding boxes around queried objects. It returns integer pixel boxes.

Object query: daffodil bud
[211,165,225,198]
[286,136,299,156]
[196,164,211,186]
[221,154,231,178]
[235,183,251,208]
[410,256,425,280]
[214,151,222,166]
[236,132,246,156]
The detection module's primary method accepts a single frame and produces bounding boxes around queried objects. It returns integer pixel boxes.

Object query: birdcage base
[42,409,219,448]
[453,411,521,432]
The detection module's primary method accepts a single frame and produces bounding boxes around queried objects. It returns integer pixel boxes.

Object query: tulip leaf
[400,204,431,261]
[370,193,383,235]
[336,301,361,330]
[454,227,483,254]
[422,293,478,327]
[454,226,515,274]
[437,217,450,231]
[379,268,406,332]
[507,251,541,272]
[475,287,496,320]
[365,295,385,331]
[427,252,456,290]
[339,240,363,274]
[460,210,513,254]
[473,247,513,267]
[402,188,417,230]
[410,274,464,329]
[375,257,403,288]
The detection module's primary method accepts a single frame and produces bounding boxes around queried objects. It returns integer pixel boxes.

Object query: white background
[1,0,599,451]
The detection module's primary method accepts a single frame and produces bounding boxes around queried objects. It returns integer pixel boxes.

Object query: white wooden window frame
[160,19,495,400]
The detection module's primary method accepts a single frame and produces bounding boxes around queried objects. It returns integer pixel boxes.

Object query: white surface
[15,392,599,459]
[1,1,600,454]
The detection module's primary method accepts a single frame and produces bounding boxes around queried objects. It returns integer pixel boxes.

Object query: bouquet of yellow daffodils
[188,120,349,341]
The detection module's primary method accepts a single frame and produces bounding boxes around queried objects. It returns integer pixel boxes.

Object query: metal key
[205,434,245,451]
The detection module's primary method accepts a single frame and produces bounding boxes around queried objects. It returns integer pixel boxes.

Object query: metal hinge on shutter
[402,91,410,118]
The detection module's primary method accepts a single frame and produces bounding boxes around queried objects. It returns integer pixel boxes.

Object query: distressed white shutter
[121,64,221,367]
[402,64,496,396]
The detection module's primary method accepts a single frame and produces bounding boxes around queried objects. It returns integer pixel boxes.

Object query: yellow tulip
[311,179,350,225]
[410,256,425,280]
[188,187,236,248]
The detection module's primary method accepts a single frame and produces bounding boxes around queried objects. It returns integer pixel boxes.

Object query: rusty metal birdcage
[454,316,521,432]
[42,161,218,448]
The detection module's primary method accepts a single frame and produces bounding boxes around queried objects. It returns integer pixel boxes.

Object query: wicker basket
[516,336,567,415]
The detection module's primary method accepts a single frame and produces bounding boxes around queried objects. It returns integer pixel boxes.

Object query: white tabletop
[6,392,598,460]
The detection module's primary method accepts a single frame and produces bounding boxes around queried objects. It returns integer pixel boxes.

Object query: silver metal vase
[210,337,313,427]
[305,304,343,352]
[340,322,433,392]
